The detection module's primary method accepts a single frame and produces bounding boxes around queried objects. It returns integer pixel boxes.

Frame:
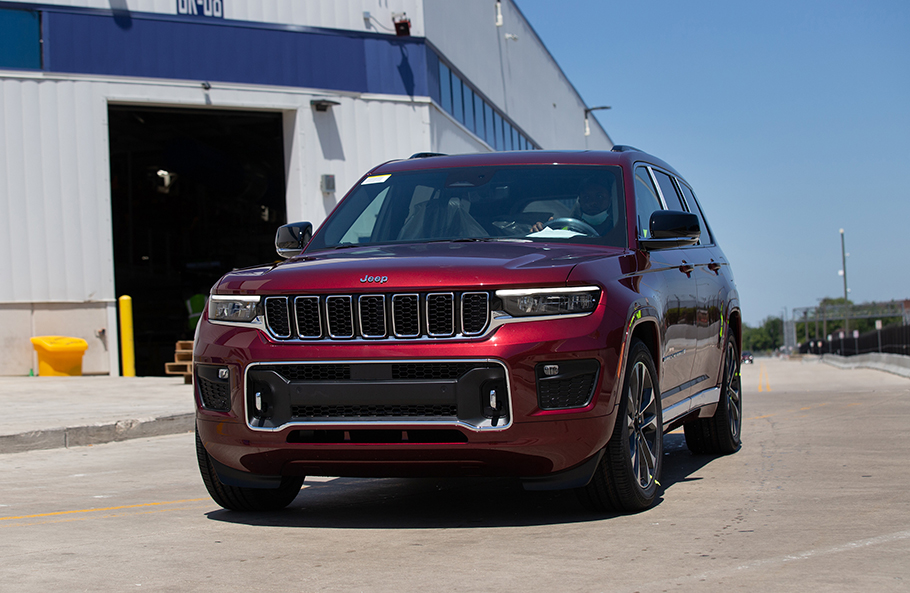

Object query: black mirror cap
[640,211,700,250]
[275,222,313,259]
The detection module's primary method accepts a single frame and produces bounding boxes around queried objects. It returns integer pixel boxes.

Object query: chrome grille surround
[244,358,512,432]
[260,291,492,341]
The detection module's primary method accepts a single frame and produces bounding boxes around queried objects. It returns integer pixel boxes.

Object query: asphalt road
[1,358,908,592]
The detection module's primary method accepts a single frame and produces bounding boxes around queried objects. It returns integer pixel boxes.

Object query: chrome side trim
[662,386,720,429]
[243,358,513,433]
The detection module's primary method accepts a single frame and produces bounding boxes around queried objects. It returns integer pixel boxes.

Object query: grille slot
[261,292,491,341]
[462,292,490,336]
[294,296,322,338]
[426,293,455,337]
[290,404,458,418]
[265,297,291,338]
[326,296,354,338]
[358,295,387,338]
[392,294,420,337]
[259,364,352,381]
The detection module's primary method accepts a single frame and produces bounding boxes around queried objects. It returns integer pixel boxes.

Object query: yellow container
[30,336,89,376]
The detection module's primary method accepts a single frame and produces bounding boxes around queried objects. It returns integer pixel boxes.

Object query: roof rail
[409,152,448,159]
[611,145,642,153]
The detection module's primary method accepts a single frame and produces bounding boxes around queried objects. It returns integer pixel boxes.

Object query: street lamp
[839,228,849,333]
[584,105,611,136]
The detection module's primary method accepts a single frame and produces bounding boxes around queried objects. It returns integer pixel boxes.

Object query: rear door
[677,181,727,387]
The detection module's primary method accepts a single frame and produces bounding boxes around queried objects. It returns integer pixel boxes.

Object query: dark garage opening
[108,106,286,376]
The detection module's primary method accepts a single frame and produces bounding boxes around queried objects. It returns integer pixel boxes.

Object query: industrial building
[0,0,612,376]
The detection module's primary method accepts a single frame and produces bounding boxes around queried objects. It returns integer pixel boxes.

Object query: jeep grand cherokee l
[194,147,742,513]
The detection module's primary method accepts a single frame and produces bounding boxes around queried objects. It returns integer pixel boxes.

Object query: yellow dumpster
[30,336,89,376]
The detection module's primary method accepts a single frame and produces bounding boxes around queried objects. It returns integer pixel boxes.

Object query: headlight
[209,295,260,322]
[495,286,600,317]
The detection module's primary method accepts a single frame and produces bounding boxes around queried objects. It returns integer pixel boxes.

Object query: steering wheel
[544,217,599,237]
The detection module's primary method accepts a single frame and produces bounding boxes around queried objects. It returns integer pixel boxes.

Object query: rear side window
[652,170,685,211]
[634,166,662,238]
[678,182,713,245]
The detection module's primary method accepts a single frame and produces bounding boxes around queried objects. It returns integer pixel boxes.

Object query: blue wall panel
[0,8,41,69]
[42,10,429,97]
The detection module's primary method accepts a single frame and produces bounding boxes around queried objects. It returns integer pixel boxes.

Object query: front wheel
[196,427,304,511]
[578,340,663,512]
[684,336,743,454]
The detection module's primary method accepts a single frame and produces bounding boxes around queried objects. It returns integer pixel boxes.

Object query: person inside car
[530,176,619,236]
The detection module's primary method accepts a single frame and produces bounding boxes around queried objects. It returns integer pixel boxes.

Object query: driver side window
[634,166,662,238]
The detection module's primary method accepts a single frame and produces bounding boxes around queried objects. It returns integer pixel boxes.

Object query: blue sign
[177,0,223,18]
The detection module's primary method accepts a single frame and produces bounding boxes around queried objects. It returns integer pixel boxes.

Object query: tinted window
[493,112,503,150]
[463,84,474,131]
[653,170,684,211]
[484,103,495,146]
[473,93,485,137]
[310,166,627,249]
[452,76,464,123]
[439,62,452,114]
[678,182,713,245]
[634,166,662,238]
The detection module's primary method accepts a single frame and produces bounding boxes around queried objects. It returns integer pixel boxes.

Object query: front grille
[291,404,458,418]
[197,374,231,411]
[247,361,508,429]
[264,291,491,340]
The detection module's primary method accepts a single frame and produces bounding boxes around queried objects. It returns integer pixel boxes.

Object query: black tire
[195,427,304,511]
[578,340,663,512]
[684,336,743,455]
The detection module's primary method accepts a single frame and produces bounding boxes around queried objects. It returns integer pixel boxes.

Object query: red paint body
[194,150,740,486]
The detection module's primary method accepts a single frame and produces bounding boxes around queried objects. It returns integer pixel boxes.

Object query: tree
[743,316,783,353]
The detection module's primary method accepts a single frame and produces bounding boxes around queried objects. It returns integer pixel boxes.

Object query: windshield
[307,165,627,250]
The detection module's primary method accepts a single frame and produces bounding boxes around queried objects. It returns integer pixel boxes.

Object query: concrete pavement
[0,375,194,454]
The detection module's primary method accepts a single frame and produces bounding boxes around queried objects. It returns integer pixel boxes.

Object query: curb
[0,413,195,454]
[821,353,910,380]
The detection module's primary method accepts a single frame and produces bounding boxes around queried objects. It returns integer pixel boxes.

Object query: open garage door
[108,106,286,376]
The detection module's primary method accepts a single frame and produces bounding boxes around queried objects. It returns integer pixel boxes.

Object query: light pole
[839,228,849,333]
[584,106,611,136]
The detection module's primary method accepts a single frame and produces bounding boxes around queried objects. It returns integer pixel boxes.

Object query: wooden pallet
[165,340,194,384]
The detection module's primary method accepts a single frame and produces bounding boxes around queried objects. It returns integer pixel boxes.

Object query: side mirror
[639,211,700,250]
[275,222,313,258]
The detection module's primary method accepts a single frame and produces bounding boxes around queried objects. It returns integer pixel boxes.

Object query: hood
[215,242,622,294]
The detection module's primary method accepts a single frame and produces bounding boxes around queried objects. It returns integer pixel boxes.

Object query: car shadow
[206,434,720,529]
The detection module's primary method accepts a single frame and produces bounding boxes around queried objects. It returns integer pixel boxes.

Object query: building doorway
[108,106,286,376]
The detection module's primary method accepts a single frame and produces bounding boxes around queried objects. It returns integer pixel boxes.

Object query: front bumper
[193,304,625,483]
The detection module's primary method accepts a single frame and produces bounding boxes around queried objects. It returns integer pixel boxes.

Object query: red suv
[194,147,742,513]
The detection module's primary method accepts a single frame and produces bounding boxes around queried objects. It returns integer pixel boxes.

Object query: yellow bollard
[118,295,136,377]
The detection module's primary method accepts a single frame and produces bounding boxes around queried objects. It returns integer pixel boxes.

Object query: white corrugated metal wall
[0,71,435,375]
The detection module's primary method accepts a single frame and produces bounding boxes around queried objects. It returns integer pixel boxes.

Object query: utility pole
[840,228,849,334]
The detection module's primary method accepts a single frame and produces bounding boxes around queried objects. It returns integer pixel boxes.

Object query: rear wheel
[196,427,304,511]
[578,340,663,512]
[684,336,742,454]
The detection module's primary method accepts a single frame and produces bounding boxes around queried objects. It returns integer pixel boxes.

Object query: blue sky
[516,0,910,326]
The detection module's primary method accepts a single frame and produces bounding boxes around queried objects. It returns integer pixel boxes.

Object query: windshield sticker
[362,174,391,185]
